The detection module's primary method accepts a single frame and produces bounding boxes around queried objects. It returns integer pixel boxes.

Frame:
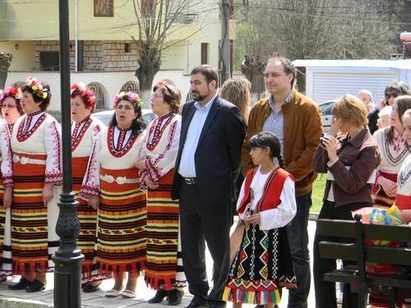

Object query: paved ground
[0,219,322,308]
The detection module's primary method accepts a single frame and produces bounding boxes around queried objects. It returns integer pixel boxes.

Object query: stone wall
[34,40,138,71]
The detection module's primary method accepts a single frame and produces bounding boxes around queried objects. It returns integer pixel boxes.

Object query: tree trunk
[134,46,160,109]
[0,71,7,90]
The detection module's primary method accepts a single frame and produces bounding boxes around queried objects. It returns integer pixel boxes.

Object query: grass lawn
[311,175,326,214]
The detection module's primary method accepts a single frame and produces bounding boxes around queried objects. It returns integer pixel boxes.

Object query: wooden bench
[316,214,411,308]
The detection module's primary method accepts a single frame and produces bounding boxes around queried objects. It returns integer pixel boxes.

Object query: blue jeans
[287,191,312,308]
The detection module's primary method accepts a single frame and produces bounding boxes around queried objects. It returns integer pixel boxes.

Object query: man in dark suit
[172,65,246,308]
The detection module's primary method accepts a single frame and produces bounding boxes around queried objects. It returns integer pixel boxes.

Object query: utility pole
[221,0,231,83]
[53,0,84,307]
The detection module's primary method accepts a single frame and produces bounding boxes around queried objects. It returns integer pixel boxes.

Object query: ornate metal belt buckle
[20,157,29,164]
[116,176,126,185]
[105,175,114,183]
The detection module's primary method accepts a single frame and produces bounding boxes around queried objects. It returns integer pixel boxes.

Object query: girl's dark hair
[109,97,146,135]
[386,95,411,144]
[21,82,51,111]
[152,82,181,114]
[249,131,284,167]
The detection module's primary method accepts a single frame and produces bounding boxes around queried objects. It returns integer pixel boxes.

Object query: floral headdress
[112,91,143,108]
[70,82,96,107]
[25,77,48,100]
[0,86,22,104]
[156,80,166,87]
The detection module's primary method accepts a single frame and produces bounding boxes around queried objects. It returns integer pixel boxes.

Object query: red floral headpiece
[0,86,22,104]
[70,82,96,107]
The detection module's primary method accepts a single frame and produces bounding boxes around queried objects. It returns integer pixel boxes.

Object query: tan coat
[242,89,323,196]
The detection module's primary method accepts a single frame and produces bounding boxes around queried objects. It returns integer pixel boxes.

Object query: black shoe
[167,289,184,306]
[25,279,45,292]
[8,277,32,290]
[186,298,207,308]
[148,289,169,304]
[83,281,101,293]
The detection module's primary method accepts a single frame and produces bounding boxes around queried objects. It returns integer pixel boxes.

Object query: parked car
[92,109,156,126]
[318,99,336,133]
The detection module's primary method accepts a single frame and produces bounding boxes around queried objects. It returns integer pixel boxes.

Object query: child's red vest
[238,167,293,214]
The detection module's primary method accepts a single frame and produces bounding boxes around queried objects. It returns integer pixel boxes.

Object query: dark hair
[22,82,52,111]
[109,95,146,135]
[266,56,296,88]
[249,131,284,168]
[396,96,411,125]
[384,95,411,144]
[384,81,411,99]
[190,65,219,85]
[152,82,181,114]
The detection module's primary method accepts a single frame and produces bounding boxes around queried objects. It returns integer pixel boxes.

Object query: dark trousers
[179,180,231,307]
[313,200,370,308]
[287,192,312,308]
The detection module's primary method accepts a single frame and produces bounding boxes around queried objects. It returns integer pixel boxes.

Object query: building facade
[0,0,235,115]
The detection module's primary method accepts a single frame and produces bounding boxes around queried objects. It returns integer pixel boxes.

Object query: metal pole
[53,1,84,307]
[221,0,231,83]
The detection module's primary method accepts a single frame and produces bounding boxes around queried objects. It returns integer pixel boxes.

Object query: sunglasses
[385,92,399,99]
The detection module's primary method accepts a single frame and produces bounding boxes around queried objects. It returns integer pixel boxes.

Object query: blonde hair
[219,78,251,125]
[332,94,368,128]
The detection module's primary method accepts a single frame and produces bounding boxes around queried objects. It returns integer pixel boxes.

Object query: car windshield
[319,101,334,116]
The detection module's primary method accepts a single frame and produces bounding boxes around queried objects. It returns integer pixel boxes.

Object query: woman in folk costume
[80,91,147,299]
[9,77,62,292]
[372,95,411,207]
[0,86,23,280]
[134,81,186,306]
[69,83,104,293]
[223,132,297,308]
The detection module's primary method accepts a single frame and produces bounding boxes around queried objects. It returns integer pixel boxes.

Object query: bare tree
[0,50,13,90]
[234,0,401,95]
[131,0,202,106]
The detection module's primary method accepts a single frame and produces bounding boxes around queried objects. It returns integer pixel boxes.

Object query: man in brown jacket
[242,56,323,308]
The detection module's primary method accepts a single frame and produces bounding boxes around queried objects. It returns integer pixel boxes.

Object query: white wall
[5,70,191,112]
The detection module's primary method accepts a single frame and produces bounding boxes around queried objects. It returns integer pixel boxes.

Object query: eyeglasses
[385,92,399,99]
[1,104,17,109]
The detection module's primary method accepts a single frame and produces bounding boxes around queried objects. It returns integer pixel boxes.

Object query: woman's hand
[134,159,146,170]
[321,134,339,162]
[145,177,159,189]
[244,212,261,225]
[42,183,54,207]
[379,177,398,197]
[3,186,12,209]
[88,196,100,210]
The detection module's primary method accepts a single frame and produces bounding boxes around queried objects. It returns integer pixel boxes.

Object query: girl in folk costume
[223,132,297,308]
[396,108,411,222]
[70,83,104,292]
[0,86,23,279]
[373,95,411,207]
[9,77,62,292]
[80,91,147,299]
[135,81,186,305]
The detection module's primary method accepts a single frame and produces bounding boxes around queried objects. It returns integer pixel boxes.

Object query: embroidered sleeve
[92,122,102,140]
[80,130,102,198]
[145,120,181,182]
[44,121,63,184]
[0,123,13,186]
